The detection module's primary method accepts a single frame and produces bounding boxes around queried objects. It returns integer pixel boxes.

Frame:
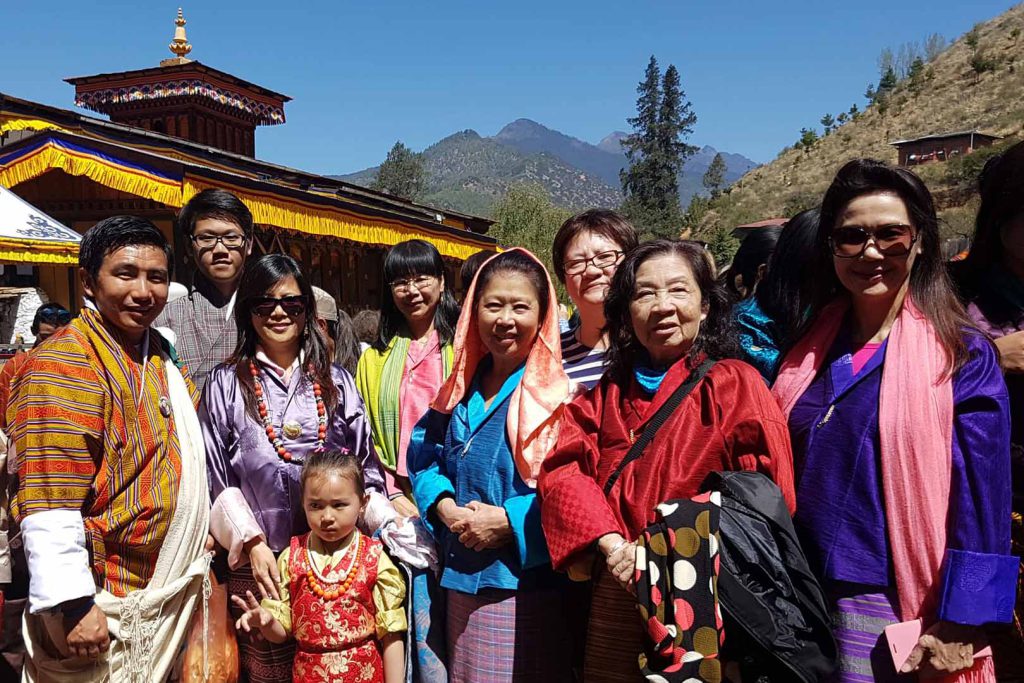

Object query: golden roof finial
[161,8,193,66]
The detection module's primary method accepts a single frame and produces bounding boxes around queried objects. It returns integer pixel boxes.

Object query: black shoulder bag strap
[603,358,715,496]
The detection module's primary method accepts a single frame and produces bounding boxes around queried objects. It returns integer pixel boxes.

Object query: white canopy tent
[0,183,80,265]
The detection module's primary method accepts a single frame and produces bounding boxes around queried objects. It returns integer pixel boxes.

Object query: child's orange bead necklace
[305,532,361,601]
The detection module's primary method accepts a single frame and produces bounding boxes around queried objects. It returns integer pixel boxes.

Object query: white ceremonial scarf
[23,357,213,683]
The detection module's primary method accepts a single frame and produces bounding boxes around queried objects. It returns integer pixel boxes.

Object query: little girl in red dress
[233,450,407,683]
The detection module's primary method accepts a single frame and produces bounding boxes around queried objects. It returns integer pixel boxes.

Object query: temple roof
[65,61,291,126]
[65,9,290,126]
[0,92,495,253]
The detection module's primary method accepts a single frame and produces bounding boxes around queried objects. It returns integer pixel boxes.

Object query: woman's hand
[598,533,637,593]
[63,603,110,659]
[245,540,281,601]
[435,497,473,531]
[390,495,419,519]
[900,621,986,676]
[995,331,1024,374]
[452,501,513,551]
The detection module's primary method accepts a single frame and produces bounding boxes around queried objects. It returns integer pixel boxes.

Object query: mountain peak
[597,131,628,154]
[495,118,551,137]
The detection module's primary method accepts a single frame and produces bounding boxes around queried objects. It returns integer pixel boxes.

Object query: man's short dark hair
[31,303,72,335]
[177,189,254,238]
[79,216,173,279]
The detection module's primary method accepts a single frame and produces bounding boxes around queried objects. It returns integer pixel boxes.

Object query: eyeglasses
[251,295,308,317]
[191,233,247,249]
[563,250,624,275]
[389,275,436,294]
[829,224,917,258]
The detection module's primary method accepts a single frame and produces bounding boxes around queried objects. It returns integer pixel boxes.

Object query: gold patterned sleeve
[372,551,408,638]
[260,547,293,634]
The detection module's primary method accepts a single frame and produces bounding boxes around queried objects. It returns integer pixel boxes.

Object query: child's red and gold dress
[262,530,407,683]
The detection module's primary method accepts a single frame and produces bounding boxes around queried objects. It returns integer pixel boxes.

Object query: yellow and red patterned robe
[8,308,198,597]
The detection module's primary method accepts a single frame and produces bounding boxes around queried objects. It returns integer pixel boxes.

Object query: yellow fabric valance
[183,176,489,260]
[0,115,68,135]
[0,238,78,265]
[0,138,183,208]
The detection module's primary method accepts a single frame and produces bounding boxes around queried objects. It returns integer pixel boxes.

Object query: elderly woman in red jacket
[539,239,796,682]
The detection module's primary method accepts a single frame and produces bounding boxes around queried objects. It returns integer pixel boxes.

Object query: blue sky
[3,1,1016,174]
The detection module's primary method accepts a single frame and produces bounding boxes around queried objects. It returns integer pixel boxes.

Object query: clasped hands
[436,497,512,551]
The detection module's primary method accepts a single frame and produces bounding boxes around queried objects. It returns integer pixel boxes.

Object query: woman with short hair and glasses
[772,159,1016,681]
[200,253,389,682]
[551,209,639,390]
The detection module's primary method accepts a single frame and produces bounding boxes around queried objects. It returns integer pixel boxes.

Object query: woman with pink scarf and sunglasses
[773,159,1017,681]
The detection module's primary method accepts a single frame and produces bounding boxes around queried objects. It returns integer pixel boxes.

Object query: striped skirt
[829,588,903,683]
[829,586,996,683]
[583,568,645,683]
[227,567,296,683]
[446,587,572,682]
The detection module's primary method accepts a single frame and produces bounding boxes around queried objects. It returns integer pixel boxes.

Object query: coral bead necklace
[249,360,327,463]
[305,532,362,601]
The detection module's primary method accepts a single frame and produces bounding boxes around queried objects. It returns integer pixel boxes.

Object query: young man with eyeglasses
[154,189,253,392]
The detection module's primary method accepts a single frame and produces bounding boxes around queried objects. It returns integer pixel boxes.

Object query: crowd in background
[0,145,1020,683]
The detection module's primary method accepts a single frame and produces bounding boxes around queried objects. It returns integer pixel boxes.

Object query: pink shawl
[431,248,569,488]
[772,298,993,681]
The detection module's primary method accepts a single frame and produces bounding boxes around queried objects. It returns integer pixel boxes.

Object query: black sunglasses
[829,224,917,259]
[251,295,307,317]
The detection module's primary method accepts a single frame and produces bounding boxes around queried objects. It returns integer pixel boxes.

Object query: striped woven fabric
[584,568,645,682]
[8,308,196,597]
[446,587,572,682]
[831,589,901,683]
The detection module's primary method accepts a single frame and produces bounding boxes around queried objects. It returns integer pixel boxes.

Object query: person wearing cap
[312,287,363,376]
[154,189,253,392]
[312,286,340,360]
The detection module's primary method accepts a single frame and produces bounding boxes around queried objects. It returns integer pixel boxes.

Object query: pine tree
[878,67,898,95]
[620,56,661,201]
[702,153,727,198]
[370,141,426,200]
[797,128,819,151]
[621,57,697,239]
[820,113,836,135]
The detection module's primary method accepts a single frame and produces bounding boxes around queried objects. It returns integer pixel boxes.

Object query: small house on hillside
[890,130,1000,166]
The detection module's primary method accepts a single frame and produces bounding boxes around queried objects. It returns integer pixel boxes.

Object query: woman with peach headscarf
[407,248,573,682]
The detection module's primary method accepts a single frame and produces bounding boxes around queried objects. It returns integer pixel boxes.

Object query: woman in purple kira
[200,253,392,683]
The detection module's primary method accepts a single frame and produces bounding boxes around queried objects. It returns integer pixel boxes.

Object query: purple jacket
[789,329,1017,625]
[200,361,385,552]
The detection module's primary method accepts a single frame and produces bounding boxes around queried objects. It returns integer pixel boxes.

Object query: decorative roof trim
[73,79,286,125]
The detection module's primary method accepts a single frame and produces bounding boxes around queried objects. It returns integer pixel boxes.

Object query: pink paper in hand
[884,619,922,671]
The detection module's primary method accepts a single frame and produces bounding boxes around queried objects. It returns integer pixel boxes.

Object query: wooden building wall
[10,169,463,314]
[896,136,997,166]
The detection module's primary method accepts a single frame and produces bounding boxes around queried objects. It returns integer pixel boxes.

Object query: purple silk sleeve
[940,333,1018,624]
